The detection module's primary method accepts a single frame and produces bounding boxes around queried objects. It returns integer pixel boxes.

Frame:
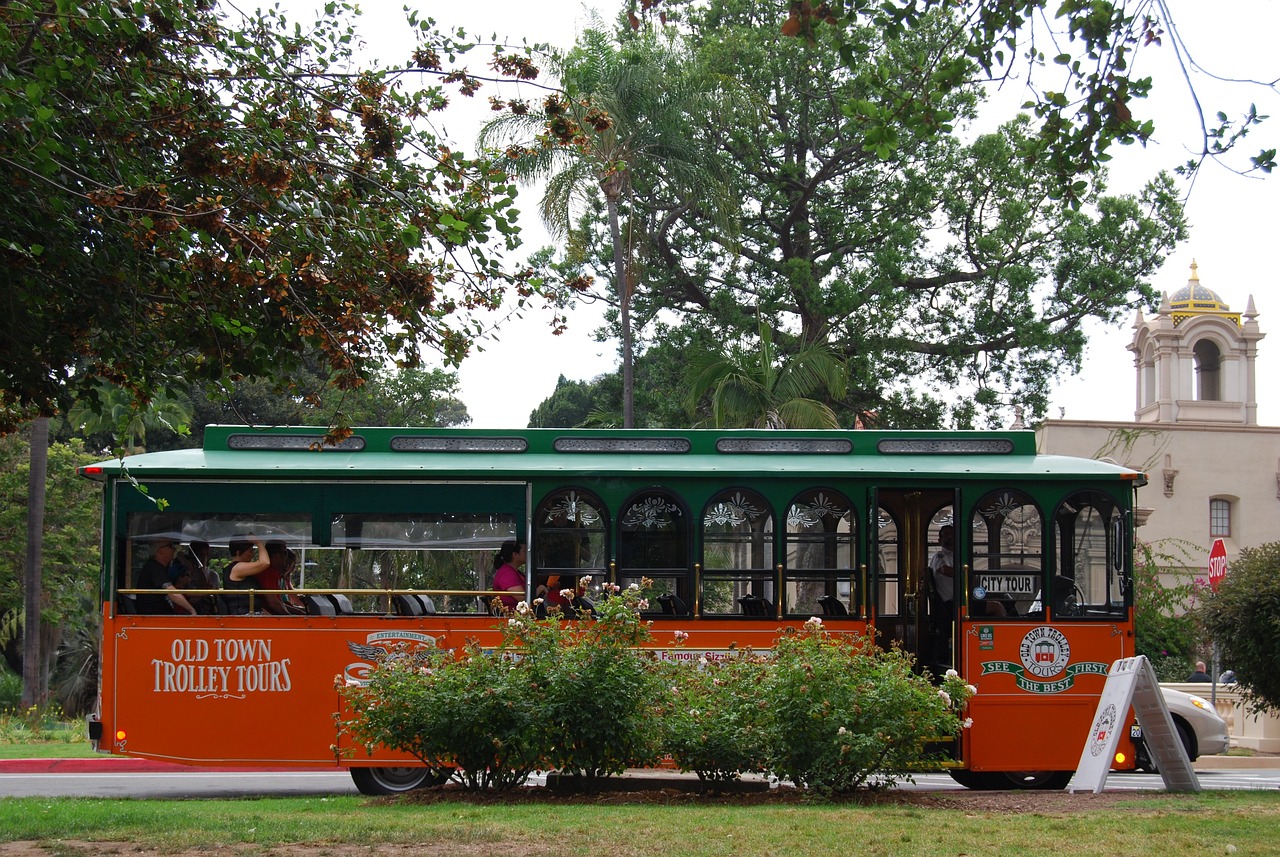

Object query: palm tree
[480,27,737,427]
[684,321,850,429]
[68,382,193,453]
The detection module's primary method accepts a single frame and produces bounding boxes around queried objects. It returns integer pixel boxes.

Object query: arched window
[1053,491,1127,618]
[534,488,608,599]
[701,488,774,617]
[617,489,689,610]
[971,490,1043,618]
[784,489,856,617]
[1194,339,1222,401]
[1209,498,1232,537]
[1141,343,1156,407]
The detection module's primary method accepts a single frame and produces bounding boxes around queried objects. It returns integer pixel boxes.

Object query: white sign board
[1072,655,1200,794]
[975,574,1038,596]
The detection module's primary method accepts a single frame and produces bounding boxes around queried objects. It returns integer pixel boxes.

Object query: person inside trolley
[137,539,198,616]
[491,540,527,611]
[927,525,956,660]
[221,535,271,614]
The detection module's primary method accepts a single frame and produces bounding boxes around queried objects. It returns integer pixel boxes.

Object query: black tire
[948,769,1006,790]
[350,766,454,796]
[1135,718,1197,774]
[999,770,1073,790]
[948,769,1072,790]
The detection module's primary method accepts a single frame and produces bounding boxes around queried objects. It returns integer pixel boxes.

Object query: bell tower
[1128,261,1264,425]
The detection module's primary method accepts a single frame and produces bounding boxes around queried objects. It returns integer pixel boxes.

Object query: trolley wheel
[1000,770,1073,790]
[947,769,1004,790]
[948,769,1072,791]
[350,766,454,796]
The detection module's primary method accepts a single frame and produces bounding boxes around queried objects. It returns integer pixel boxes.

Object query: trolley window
[701,488,775,617]
[784,489,856,618]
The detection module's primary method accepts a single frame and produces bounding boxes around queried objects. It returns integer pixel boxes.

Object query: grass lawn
[1,791,1278,856]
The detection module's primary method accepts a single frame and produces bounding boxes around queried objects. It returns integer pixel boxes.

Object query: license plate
[1130,725,1142,739]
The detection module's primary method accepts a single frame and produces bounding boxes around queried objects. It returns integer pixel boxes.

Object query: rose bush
[758,618,973,794]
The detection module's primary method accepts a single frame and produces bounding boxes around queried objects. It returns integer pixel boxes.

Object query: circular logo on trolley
[1018,626,1071,678]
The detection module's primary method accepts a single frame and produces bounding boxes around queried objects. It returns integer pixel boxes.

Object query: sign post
[1206,539,1229,703]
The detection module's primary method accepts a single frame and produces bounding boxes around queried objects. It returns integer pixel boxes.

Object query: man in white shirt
[928,525,955,660]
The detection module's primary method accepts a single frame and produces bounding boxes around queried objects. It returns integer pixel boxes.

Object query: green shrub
[1133,540,1203,682]
[517,583,664,786]
[656,647,769,788]
[339,642,546,791]
[758,619,972,794]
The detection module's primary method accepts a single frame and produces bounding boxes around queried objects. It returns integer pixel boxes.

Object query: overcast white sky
[287,1,1280,428]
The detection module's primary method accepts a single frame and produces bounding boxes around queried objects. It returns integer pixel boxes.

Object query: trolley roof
[81,426,1147,486]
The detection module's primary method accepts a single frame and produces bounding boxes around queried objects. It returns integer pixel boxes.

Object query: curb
[3,756,1274,775]
[0,758,302,774]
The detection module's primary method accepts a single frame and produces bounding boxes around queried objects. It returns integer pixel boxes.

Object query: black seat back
[393,594,423,616]
[329,593,354,614]
[817,595,848,617]
[303,594,336,616]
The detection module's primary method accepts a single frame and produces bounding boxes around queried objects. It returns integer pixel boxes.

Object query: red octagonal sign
[1208,538,1229,593]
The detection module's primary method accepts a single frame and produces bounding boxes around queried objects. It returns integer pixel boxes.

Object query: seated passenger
[138,539,197,616]
[490,540,527,611]
[221,536,270,614]
[544,574,593,617]
[173,541,219,615]
[257,542,306,615]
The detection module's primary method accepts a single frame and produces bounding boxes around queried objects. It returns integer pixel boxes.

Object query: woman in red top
[491,540,527,611]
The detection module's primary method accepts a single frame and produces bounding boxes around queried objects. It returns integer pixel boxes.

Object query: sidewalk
[1193,753,1280,770]
[0,757,299,773]
[2,755,1275,774]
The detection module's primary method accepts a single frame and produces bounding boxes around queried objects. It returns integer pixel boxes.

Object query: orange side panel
[960,618,1134,772]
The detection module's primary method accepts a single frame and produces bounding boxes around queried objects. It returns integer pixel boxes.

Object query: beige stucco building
[1037,263,1279,573]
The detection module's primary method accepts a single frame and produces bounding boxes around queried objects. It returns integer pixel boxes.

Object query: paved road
[1,760,1278,799]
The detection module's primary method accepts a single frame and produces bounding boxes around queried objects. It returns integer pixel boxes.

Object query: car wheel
[350,766,454,795]
[1136,719,1197,774]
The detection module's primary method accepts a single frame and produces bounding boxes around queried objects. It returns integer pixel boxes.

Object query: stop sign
[1208,538,1229,592]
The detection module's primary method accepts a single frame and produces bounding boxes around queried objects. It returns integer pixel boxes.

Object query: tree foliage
[482,25,736,427]
[565,0,1185,427]
[0,432,100,691]
[1201,542,1280,714]
[629,0,1276,201]
[1132,540,1203,683]
[0,0,550,433]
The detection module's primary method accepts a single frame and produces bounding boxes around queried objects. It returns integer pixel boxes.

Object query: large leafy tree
[0,432,99,700]
[1201,542,1280,714]
[630,0,1275,201]
[590,0,1186,427]
[0,0,550,433]
[481,26,735,427]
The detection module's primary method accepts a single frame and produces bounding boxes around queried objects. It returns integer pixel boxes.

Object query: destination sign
[976,574,1038,596]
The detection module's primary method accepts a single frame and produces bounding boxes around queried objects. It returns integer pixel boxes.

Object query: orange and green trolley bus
[82,425,1145,793]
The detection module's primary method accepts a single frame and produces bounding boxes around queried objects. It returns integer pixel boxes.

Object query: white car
[1133,687,1230,771]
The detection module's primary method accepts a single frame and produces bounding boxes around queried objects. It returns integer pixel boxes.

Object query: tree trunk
[605,192,634,428]
[21,417,48,709]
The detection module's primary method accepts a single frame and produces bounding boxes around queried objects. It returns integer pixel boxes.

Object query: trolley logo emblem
[978,627,1109,694]
[1021,627,1070,678]
[1089,704,1117,757]
[345,631,437,685]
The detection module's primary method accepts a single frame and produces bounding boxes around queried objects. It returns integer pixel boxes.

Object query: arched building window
[1193,339,1221,401]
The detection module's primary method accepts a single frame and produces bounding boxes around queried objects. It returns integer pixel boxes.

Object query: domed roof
[1170,260,1231,312]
